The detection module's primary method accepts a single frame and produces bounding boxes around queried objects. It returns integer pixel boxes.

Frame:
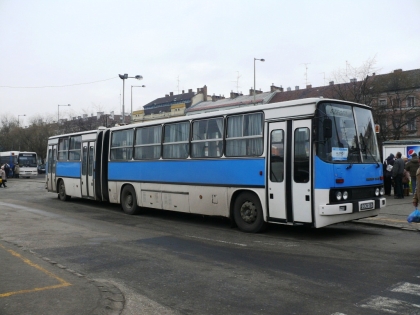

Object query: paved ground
[0,177,418,315]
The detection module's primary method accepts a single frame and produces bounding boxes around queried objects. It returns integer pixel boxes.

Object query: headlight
[343,191,348,200]
[375,188,380,196]
[380,187,385,195]
[336,191,342,201]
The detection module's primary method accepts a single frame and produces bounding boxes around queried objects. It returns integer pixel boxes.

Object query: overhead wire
[0,76,117,88]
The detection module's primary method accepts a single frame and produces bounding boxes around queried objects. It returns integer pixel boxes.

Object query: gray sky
[1,0,419,126]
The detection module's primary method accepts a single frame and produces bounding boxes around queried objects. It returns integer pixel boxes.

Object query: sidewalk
[0,240,124,315]
[354,194,420,231]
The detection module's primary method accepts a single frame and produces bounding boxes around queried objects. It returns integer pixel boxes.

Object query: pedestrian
[4,163,10,179]
[412,165,420,210]
[383,153,395,196]
[14,163,20,178]
[405,153,419,195]
[0,166,7,188]
[392,152,405,199]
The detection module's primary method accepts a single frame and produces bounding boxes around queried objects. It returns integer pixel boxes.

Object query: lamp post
[18,114,26,127]
[131,85,146,123]
[253,58,265,105]
[58,104,71,123]
[119,74,143,124]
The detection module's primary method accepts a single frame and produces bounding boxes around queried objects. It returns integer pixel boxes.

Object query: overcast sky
[1,0,419,126]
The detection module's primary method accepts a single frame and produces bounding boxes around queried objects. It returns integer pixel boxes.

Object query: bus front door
[47,145,57,192]
[81,141,95,198]
[268,120,312,224]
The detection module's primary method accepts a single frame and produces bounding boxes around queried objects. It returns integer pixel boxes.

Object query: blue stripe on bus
[108,159,266,187]
[314,156,383,188]
[56,162,81,178]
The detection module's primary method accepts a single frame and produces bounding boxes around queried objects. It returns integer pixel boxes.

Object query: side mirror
[323,118,332,139]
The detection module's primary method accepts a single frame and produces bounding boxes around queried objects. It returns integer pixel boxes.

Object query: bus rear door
[47,145,57,192]
[81,141,95,198]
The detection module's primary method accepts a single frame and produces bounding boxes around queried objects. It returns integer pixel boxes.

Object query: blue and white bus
[0,151,38,178]
[46,98,386,232]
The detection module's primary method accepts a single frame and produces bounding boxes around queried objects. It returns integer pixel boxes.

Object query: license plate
[360,202,374,211]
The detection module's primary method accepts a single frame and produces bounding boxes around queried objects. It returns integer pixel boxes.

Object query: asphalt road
[0,175,419,315]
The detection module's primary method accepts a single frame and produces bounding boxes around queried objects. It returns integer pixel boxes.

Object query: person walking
[383,153,395,196]
[0,165,7,188]
[405,153,419,195]
[392,152,405,199]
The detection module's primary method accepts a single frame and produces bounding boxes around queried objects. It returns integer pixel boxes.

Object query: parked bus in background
[46,98,386,233]
[0,151,38,178]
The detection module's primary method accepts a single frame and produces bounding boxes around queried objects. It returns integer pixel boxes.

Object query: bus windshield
[316,102,381,163]
[18,153,38,167]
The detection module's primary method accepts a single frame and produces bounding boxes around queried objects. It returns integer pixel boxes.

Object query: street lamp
[18,114,26,127]
[254,58,265,105]
[119,74,143,124]
[58,104,71,123]
[131,85,146,123]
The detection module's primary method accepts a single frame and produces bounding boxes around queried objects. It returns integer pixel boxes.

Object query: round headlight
[380,187,385,195]
[375,188,380,196]
[336,191,342,201]
[342,191,348,200]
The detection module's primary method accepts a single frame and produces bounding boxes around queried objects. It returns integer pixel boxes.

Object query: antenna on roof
[320,72,326,86]
[176,76,180,94]
[231,71,241,93]
[302,63,310,86]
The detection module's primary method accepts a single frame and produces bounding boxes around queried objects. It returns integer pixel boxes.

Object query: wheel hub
[240,201,257,223]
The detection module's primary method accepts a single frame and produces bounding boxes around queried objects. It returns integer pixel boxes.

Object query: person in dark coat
[405,153,419,195]
[383,153,395,196]
[392,152,405,199]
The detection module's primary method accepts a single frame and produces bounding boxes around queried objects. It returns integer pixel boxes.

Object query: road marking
[185,235,247,247]
[0,243,71,298]
[391,282,420,296]
[359,296,420,314]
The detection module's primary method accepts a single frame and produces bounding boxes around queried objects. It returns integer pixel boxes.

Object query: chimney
[306,85,312,89]
[170,92,173,96]
[188,89,192,93]
[230,91,240,99]
[350,78,357,83]
[287,87,291,91]
[394,69,403,73]
[329,81,334,85]
[271,84,283,92]
[182,90,184,93]
[295,86,299,90]
[165,94,169,97]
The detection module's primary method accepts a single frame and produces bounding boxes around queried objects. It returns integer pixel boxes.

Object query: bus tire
[121,185,139,215]
[233,192,266,233]
[58,180,71,201]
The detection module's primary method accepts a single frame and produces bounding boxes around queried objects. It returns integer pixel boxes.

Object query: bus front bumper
[319,197,386,216]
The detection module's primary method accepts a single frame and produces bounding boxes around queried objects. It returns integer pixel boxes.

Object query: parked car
[37,164,46,174]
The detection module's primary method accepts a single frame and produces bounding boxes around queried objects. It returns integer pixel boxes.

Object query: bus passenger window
[294,127,310,183]
[163,122,190,159]
[270,130,284,182]
[226,112,263,157]
[110,130,134,161]
[191,118,223,158]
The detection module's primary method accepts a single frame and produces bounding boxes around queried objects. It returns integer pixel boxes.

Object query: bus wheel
[233,192,266,233]
[58,180,71,201]
[121,185,139,215]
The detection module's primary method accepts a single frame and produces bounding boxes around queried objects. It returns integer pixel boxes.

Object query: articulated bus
[0,151,38,178]
[46,98,386,232]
